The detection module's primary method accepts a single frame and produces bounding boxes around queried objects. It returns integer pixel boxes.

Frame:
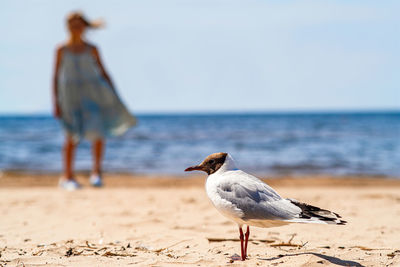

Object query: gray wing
[217,171,301,221]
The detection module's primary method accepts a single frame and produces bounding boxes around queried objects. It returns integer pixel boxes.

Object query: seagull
[185,152,346,261]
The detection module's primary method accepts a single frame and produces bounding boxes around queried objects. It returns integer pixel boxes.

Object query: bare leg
[63,137,76,180]
[239,226,245,261]
[244,226,250,260]
[92,139,104,175]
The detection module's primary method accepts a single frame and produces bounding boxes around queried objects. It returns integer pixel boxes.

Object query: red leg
[244,226,250,259]
[92,139,104,175]
[63,136,76,180]
[239,226,245,261]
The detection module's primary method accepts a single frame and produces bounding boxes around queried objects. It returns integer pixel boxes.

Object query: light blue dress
[57,46,136,142]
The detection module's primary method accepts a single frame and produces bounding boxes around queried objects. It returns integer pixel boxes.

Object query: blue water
[0,112,399,177]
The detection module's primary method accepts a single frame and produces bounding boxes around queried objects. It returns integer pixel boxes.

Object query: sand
[1,173,400,266]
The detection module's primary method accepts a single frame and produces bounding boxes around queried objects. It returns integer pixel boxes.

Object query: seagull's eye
[208,159,215,164]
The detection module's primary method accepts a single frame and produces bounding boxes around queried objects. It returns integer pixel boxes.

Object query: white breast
[205,172,246,225]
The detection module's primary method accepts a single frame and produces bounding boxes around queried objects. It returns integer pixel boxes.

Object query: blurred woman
[52,12,136,190]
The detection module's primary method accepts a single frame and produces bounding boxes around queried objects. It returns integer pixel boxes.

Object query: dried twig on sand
[65,247,83,257]
[102,251,136,257]
[85,241,98,249]
[270,243,303,248]
[387,250,400,258]
[153,239,192,253]
[351,246,392,251]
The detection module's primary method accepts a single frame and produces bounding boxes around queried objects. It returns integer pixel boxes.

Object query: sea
[0,112,399,177]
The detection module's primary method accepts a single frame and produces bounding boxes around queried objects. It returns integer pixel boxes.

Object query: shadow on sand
[259,252,364,267]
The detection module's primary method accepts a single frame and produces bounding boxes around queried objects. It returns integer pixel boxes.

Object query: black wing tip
[289,199,347,225]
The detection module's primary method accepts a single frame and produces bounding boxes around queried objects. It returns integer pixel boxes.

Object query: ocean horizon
[0,111,399,177]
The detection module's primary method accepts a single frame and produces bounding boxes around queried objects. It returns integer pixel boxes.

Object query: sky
[0,0,399,114]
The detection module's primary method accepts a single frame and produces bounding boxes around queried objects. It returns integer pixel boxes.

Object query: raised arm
[91,46,116,91]
[52,46,63,118]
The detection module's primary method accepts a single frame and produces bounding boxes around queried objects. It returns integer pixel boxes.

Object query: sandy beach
[1,173,400,266]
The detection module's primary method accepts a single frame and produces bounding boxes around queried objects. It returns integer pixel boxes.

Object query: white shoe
[59,178,81,191]
[90,174,103,187]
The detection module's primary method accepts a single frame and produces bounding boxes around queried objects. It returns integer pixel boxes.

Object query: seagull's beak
[184,165,203,172]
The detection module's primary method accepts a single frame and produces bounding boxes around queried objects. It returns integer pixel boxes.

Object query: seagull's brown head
[185,152,228,175]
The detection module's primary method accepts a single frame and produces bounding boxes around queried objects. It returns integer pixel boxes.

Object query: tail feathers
[288,199,347,225]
